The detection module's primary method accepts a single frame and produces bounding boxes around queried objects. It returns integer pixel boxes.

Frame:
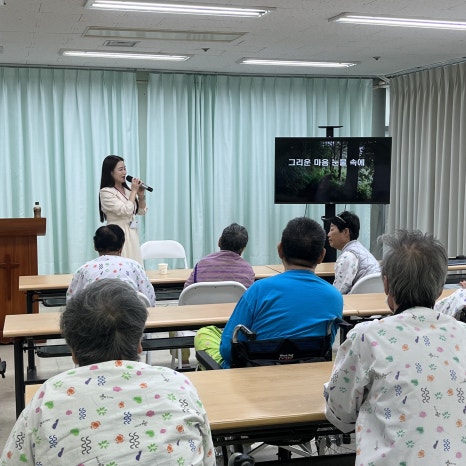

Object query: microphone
[126,175,153,192]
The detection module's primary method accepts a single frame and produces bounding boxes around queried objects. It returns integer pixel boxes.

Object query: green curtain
[0,68,139,273]
[0,67,375,273]
[145,73,374,267]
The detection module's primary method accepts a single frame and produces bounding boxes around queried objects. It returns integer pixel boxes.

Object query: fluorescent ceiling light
[85,0,271,17]
[84,27,244,42]
[61,50,190,61]
[330,12,466,30]
[240,58,356,68]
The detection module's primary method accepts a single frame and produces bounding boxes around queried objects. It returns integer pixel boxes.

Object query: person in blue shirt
[194,216,344,368]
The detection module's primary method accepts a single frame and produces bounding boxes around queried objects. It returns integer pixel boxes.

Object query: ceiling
[1,0,466,78]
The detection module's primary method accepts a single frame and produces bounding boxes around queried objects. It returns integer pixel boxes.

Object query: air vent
[103,40,139,47]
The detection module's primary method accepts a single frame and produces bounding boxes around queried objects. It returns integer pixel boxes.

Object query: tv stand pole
[318,125,342,263]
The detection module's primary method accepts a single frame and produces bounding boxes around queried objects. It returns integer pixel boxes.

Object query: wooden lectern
[0,218,46,342]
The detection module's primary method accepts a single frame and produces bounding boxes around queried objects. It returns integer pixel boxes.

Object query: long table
[6,290,455,417]
[18,263,336,315]
[13,265,331,396]
[344,289,454,316]
[186,361,333,434]
[18,265,280,313]
[24,361,349,464]
[2,295,362,418]
[23,361,336,430]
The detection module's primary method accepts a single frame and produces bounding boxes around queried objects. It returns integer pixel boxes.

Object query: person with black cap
[327,210,380,294]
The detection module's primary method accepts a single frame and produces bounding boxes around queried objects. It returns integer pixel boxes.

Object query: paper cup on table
[158,263,168,274]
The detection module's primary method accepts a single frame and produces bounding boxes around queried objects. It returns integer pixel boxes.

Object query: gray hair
[380,230,447,310]
[60,279,148,366]
[219,223,249,254]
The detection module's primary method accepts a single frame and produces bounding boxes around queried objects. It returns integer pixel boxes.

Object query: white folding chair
[172,281,247,369]
[178,281,247,305]
[349,273,384,294]
[140,240,188,269]
[136,291,151,307]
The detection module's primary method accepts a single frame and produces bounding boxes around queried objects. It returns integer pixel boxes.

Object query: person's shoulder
[237,255,253,266]
[75,257,97,271]
[121,256,145,268]
[144,365,199,386]
[200,251,222,261]
[451,288,466,299]
[338,247,356,260]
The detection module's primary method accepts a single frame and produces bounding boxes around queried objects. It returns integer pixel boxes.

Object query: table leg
[14,338,26,417]
[26,291,37,374]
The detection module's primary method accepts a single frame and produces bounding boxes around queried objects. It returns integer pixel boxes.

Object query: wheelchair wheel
[315,433,355,456]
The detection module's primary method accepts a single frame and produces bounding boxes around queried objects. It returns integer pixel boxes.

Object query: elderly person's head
[218,223,249,255]
[61,279,148,366]
[279,217,326,268]
[93,224,125,255]
[327,211,360,250]
[380,230,448,313]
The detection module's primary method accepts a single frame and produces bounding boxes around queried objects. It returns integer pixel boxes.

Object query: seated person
[324,230,466,464]
[179,223,254,366]
[327,210,380,294]
[1,279,215,465]
[435,280,466,318]
[194,217,343,368]
[66,224,155,306]
[184,222,254,289]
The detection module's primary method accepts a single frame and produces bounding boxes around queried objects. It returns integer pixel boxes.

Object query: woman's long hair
[98,155,133,222]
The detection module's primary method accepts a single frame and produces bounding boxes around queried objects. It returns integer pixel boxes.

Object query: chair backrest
[349,272,384,294]
[178,281,246,306]
[136,291,151,307]
[230,320,336,368]
[140,240,188,269]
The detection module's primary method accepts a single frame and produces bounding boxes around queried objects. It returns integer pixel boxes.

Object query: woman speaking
[99,155,147,265]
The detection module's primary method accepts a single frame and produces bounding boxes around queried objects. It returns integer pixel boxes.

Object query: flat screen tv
[274,137,392,204]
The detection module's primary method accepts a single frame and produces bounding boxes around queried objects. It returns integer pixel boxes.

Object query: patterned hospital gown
[324,307,466,465]
[66,255,156,306]
[0,361,215,465]
[434,289,466,318]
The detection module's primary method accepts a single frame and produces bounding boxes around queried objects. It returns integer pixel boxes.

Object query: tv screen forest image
[274,137,391,204]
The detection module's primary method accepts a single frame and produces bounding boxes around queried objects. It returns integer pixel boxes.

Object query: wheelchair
[196,319,355,463]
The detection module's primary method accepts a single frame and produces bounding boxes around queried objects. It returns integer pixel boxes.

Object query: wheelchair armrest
[335,317,353,330]
[195,350,222,370]
[232,324,256,343]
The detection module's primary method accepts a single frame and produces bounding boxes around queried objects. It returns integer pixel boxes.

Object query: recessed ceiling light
[61,50,190,61]
[84,27,245,42]
[240,58,357,68]
[85,0,272,17]
[329,12,466,30]
[103,40,139,47]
